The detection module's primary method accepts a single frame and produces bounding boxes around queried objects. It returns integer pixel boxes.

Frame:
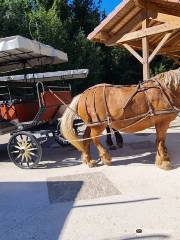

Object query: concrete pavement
[0,119,180,240]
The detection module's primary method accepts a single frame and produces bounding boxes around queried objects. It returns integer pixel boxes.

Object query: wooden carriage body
[0,82,72,123]
[0,35,88,168]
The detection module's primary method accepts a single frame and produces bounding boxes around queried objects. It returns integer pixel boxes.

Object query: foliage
[0,0,30,37]
[150,56,178,77]
[0,0,176,94]
[28,6,66,47]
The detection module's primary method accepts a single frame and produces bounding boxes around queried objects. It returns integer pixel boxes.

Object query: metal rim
[8,132,42,169]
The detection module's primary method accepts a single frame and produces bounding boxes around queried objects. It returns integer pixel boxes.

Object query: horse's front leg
[155,122,172,170]
[91,127,112,166]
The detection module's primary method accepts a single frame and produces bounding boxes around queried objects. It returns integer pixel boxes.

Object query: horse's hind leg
[91,127,112,166]
[81,127,96,168]
[115,131,124,148]
[155,121,172,170]
[106,126,116,150]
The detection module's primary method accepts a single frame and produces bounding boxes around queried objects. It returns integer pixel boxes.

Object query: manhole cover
[47,172,120,204]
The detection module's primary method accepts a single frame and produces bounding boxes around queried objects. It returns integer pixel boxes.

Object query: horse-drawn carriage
[0,35,87,169]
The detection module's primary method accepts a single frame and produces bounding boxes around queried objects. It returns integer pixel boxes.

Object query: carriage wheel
[8,132,42,169]
[54,132,70,146]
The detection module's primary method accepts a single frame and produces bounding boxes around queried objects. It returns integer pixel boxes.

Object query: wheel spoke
[15,152,22,160]
[26,143,32,150]
[14,145,22,150]
[20,157,25,166]
[11,150,20,154]
[26,158,30,167]
[22,154,25,162]
[29,152,38,157]
[28,148,38,151]
[17,141,23,147]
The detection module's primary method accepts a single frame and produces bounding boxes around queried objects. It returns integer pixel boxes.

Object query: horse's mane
[152,68,180,90]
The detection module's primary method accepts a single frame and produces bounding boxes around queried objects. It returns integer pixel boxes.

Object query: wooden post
[142,17,150,80]
[142,36,150,80]
[148,32,172,63]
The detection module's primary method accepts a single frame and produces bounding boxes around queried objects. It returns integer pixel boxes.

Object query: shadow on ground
[0,180,162,240]
[0,180,82,240]
[102,234,170,240]
[1,133,180,169]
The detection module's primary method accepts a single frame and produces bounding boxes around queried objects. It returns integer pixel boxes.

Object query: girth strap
[103,84,112,126]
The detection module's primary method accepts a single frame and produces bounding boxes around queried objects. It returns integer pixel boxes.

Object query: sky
[98,0,122,14]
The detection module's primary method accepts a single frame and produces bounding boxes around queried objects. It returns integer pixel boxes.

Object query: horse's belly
[112,114,176,133]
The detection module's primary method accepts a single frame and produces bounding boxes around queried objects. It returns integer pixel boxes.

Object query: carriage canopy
[0,35,68,73]
[0,69,89,83]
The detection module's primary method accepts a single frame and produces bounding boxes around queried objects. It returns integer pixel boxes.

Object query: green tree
[0,0,176,94]
[0,0,30,38]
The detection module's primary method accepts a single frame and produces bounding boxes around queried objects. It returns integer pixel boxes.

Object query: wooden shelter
[88,0,180,80]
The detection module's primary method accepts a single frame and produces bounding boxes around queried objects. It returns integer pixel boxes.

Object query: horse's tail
[60,94,85,152]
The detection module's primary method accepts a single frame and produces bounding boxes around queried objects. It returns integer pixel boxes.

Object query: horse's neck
[159,79,180,109]
[170,89,180,109]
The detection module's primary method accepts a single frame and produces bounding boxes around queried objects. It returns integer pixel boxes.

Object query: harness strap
[103,84,112,127]
[142,83,155,117]
[155,80,179,111]
[123,83,141,110]
[92,88,100,123]
[84,89,92,122]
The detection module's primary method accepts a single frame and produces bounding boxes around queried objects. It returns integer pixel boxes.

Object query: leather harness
[82,79,180,128]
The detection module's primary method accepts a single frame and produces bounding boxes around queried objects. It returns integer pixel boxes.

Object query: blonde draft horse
[61,69,180,170]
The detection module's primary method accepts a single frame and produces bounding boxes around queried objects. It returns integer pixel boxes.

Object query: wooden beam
[148,32,173,63]
[142,18,150,80]
[164,31,180,45]
[122,43,143,63]
[147,8,180,25]
[99,31,111,42]
[154,13,180,25]
[106,10,143,46]
[168,53,180,59]
[117,23,180,43]
[160,46,180,53]
[147,2,180,17]
[133,0,145,8]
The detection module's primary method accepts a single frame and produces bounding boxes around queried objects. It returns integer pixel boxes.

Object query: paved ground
[0,119,180,240]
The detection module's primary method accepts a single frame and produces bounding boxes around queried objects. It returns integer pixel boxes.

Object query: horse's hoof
[101,158,112,166]
[100,152,112,166]
[104,161,112,166]
[155,155,172,170]
[109,145,117,150]
[117,143,123,148]
[156,161,172,171]
[88,160,97,168]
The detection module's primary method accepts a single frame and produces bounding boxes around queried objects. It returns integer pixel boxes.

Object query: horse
[60,69,180,170]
